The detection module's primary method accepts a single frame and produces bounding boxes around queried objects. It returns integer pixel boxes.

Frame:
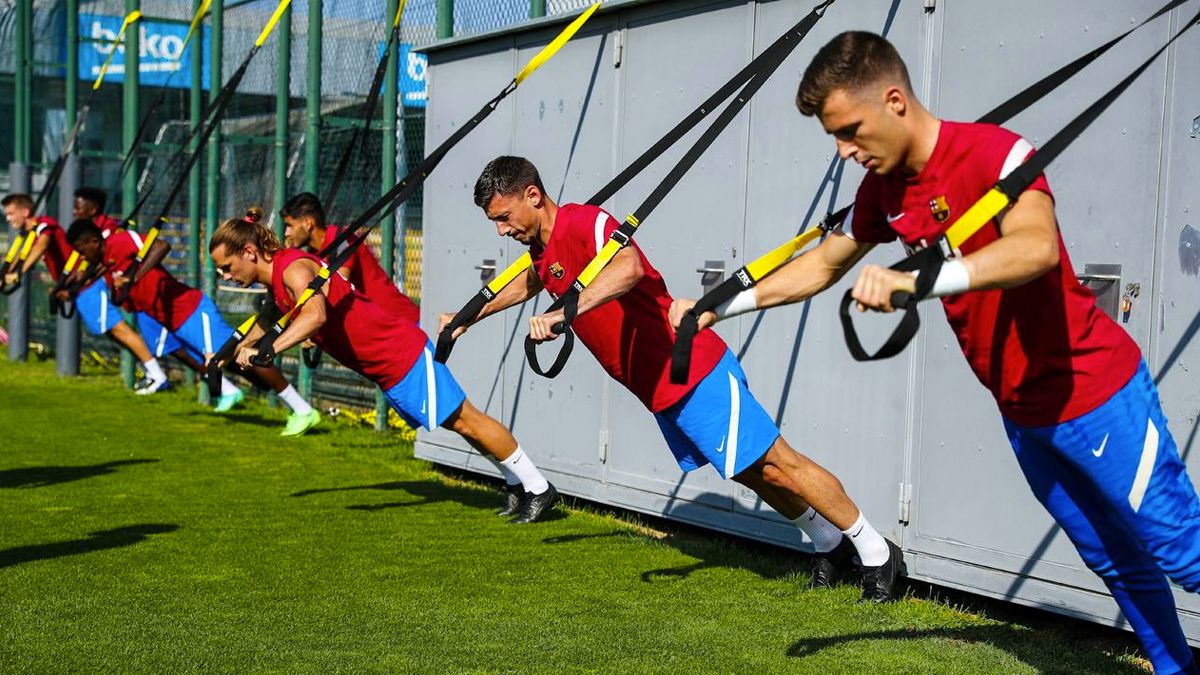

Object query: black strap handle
[1,270,23,296]
[838,246,942,361]
[302,346,323,369]
[524,293,578,378]
[434,292,489,363]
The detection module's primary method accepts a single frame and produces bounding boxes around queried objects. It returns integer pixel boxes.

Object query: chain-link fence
[2,0,592,413]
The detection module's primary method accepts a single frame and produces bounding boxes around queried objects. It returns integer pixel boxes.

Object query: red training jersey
[95,214,122,239]
[103,230,201,331]
[850,120,1141,425]
[270,248,426,390]
[317,224,420,324]
[33,216,71,281]
[530,203,727,412]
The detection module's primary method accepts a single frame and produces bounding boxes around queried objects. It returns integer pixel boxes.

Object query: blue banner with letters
[378,42,428,108]
[79,13,210,89]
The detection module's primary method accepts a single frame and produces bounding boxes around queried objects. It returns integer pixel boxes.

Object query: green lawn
[0,359,1158,673]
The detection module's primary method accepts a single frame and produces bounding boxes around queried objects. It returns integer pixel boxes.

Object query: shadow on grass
[294,480,504,513]
[786,625,1148,674]
[0,524,179,569]
[0,459,159,489]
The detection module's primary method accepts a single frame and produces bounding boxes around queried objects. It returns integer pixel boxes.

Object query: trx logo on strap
[929,195,951,223]
[735,269,753,288]
[481,288,497,301]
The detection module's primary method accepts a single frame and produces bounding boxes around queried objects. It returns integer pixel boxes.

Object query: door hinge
[898,483,913,524]
[924,0,936,12]
[613,31,623,68]
[598,428,609,462]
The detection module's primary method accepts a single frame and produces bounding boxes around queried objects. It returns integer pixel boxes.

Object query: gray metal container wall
[416,0,1200,642]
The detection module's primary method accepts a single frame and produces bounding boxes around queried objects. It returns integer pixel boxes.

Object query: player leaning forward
[672,32,1200,674]
[444,156,902,601]
[208,216,559,524]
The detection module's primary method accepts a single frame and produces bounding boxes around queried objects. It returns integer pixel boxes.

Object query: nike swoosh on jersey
[886,212,905,223]
[715,435,726,454]
[1092,433,1109,458]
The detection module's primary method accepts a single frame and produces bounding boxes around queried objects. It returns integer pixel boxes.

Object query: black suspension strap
[244,3,603,367]
[520,0,837,378]
[111,0,294,306]
[841,1,1200,361]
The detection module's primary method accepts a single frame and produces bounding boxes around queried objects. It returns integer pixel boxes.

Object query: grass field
[0,359,1164,673]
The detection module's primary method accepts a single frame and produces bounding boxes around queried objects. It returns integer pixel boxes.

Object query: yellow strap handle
[943,186,1013,250]
[392,0,409,29]
[277,266,332,329]
[574,213,636,288]
[78,260,90,274]
[235,313,259,335]
[18,230,38,260]
[255,0,294,47]
[485,252,534,295]
[94,10,143,90]
[514,1,602,84]
[181,0,212,54]
[135,226,160,260]
[63,250,81,274]
[743,226,825,282]
[4,233,26,264]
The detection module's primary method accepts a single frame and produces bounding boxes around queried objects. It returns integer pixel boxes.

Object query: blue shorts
[173,294,233,359]
[654,349,780,479]
[382,341,467,431]
[1005,360,1200,673]
[134,312,184,358]
[76,279,119,335]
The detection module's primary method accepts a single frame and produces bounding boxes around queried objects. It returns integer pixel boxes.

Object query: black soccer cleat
[859,539,904,603]
[508,483,559,524]
[808,536,858,590]
[497,483,524,517]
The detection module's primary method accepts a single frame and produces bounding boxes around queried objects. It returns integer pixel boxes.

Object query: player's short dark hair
[473,156,547,209]
[1,193,34,211]
[67,218,102,245]
[74,187,107,211]
[796,31,913,117]
[279,192,325,228]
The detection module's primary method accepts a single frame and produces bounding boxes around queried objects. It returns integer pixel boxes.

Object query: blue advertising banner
[378,41,428,108]
[79,13,210,89]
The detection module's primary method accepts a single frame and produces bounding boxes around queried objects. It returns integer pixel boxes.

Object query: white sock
[792,507,844,554]
[842,512,890,567]
[499,446,549,495]
[220,377,240,397]
[141,359,166,382]
[277,384,314,415]
[489,457,522,487]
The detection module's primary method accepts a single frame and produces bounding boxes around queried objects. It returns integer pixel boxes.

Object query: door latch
[475,259,496,283]
[695,260,725,294]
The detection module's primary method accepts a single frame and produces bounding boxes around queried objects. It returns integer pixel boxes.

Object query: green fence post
[298,0,321,400]
[120,0,141,388]
[204,0,224,299]
[274,5,291,240]
[188,0,204,291]
[531,0,546,19]
[437,0,453,39]
[375,0,400,432]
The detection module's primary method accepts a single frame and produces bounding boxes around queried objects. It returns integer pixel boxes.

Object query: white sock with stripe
[792,507,844,554]
[499,446,549,495]
[220,377,240,397]
[842,512,890,567]
[276,385,314,416]
[141,359,166,383]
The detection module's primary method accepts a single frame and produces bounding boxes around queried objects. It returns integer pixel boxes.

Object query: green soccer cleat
[213,388,245,413]
[281,409,320,437]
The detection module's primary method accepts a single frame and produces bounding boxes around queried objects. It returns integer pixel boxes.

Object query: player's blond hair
[210,207,282,255]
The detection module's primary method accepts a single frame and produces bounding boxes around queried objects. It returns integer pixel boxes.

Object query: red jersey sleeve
[849,172,897,244]
[105,231,138,274]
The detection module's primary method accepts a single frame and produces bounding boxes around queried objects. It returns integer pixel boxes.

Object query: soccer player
[280,192,420,324]
[672,32,1200,673]
[208,216,559,523]
[66,219,321,437]
[447,156,901,600]
[3,191,178,393]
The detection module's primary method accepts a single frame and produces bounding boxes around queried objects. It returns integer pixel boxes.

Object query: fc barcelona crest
[929,195,951,223]
[550,262,565,279]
